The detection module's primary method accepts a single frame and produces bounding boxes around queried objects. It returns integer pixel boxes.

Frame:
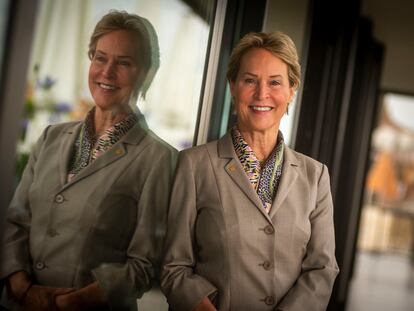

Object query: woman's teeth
[251,106,272,111]
[99,83,116,90]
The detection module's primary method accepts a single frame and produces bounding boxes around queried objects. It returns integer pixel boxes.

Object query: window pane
[20,0,216,166]
[358,92,414,256]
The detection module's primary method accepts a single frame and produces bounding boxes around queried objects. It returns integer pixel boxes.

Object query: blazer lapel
[269,147,299,218]
[67,143,128,186]
[218,133,269,219]
[61,123,147,190]
[59,122,82,186]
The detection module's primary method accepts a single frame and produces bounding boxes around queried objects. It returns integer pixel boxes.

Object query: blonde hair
[88,10,160,99]
[227,31,301,89]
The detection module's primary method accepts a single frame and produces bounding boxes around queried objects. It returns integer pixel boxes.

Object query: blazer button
[264,225,274,234]
[263,261,272,270]
[264,296,275,305]
[35,262,45,270]
[55,194,64,203]
[47,228,58,237]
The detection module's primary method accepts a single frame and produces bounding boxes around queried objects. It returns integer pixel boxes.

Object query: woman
[0,10,176,311]
[161,32,339,311]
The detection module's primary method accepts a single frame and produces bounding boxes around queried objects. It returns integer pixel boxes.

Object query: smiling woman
[161,32,339,311]
[0,10,176,311]
[88,30,142,133]
[88,30,141,113]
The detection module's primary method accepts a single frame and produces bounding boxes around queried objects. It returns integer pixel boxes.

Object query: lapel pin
[115,149,123,155]
[228,164,236,172]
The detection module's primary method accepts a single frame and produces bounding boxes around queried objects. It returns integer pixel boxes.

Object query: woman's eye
[244,78,256,85]
[118,60,132,67]
[94,56,106,63]
[270,80,281,86]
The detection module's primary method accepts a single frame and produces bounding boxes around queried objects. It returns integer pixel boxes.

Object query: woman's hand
[7,271,31,302]
[21,285,74,311]
[192,297,217,311]
[8,271,74,310]
[54,293,76,311]
[54,281,109,311]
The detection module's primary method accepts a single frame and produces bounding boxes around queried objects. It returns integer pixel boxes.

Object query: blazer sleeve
[276,164,339,311]
[161,151,218,311]
[92,146,177,310]
[0,126,50,280]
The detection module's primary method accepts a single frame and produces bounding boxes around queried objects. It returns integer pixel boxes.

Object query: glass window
[10,1,218,308]
[350,92,414,311]
[358,92,414,254]
[19,0,216,168]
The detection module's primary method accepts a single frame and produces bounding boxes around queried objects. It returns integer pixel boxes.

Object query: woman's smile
[96,82,118,91]
[250,105,274,112]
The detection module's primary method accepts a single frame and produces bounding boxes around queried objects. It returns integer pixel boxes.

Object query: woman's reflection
[0,10,176,311]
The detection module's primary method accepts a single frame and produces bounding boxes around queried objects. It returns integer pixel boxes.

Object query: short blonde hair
[227,31,301,89]
[88,10,160,99]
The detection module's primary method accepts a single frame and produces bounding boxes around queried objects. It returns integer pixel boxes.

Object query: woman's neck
[94,106,132,136]
[238,126,279,162]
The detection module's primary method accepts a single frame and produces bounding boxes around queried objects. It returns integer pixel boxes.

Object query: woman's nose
[255,81,269,100]
[102,61,116,78]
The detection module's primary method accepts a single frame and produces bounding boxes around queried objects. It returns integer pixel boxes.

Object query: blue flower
[55,102,71,113]
[36,75,56,90]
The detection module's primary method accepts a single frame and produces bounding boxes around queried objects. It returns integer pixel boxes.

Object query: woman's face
[230,48,294,134]
[88,30,140,111]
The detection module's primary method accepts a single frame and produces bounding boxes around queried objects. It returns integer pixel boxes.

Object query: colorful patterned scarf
[67,108,138,181]
[231,126,284,213]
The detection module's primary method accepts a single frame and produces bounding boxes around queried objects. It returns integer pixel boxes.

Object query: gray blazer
[161,132,339,311]
[0,121,176,310]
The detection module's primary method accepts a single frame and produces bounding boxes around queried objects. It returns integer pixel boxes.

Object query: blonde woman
[162,32,339,311]
[1,11,176,311]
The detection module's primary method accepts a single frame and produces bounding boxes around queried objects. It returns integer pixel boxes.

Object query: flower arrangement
[16,64,72,182]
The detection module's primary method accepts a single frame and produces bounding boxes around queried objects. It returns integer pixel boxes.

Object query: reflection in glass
[20,0,216,165]
[5,0,218,309]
